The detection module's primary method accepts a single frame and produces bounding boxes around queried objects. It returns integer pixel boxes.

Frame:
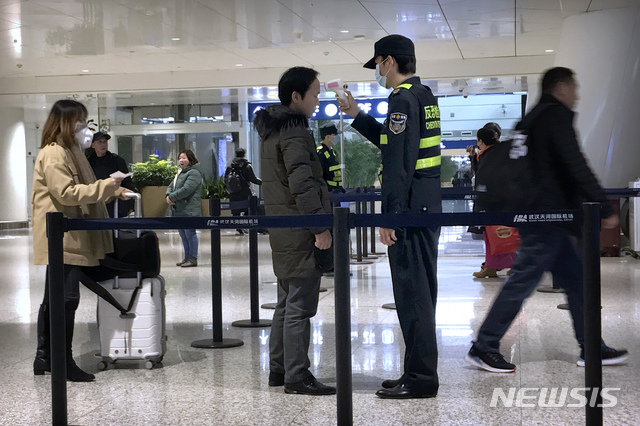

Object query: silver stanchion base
[261,302,277,310]
[191,338,244,349]
[381,303,396,310]
[350,259,374,265]
[231,319,272,328]
[537,287,565,293]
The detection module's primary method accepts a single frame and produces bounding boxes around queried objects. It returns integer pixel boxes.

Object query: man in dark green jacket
[254,66,334,396]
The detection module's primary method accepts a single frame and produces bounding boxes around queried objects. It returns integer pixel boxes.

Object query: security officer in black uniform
[338,34,442,399]
[316,123,343,192]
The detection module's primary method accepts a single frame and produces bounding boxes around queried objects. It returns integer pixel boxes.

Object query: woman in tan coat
[32,99,131,382]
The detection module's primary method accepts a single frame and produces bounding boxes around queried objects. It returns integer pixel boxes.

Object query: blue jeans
[475,225,584,353]
[178,229,198,260]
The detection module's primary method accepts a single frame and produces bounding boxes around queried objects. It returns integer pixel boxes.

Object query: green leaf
[130,154,179,191]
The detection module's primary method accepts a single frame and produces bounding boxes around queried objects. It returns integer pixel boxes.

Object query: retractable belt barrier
[47,202,614,426]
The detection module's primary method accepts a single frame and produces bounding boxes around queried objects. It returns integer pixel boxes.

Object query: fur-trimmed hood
[253,104,309,141]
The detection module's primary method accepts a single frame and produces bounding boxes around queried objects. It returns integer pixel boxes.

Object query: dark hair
[477,128,497,146]
[40,99,88,149]
[179,149,198,165]
[482,122,502,138]
[278,66,319,106]
[542,67,575,94]
[393,54,416,75]
[235,147,246,158]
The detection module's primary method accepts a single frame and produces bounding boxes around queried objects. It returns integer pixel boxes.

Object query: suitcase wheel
[145,360,155,370]
[97,361,108,371]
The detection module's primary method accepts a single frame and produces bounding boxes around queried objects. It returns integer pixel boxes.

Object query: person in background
[87,131,134,218]
[466,67,628,373]
[32,99,132,382]
[316,123,343,192]
[254,66,335,396]
[166,149,203,267]
[224,147,263,235]
[469,127,516,278]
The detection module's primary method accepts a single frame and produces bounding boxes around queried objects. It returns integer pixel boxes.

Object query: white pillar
[0,107,28,223]
[555,6,640,187]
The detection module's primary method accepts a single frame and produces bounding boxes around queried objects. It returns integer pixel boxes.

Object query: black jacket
[316,143,343,191]
[224,157,262,202]
[87,151,134,217]
[519,94,612,219]
[351,75,441,217]
[254,105,331,279]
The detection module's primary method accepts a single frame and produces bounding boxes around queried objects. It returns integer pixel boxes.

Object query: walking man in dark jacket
[339,34,441,399]
[254,66,335,396]
[466,66,628,373]
[224,147,262,235]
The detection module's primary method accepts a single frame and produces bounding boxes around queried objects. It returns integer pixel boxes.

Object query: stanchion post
[361,191,368,258]
[191,198,243,348]
[354,195,362,262]
[46,212,67,426]
[583,202,603,426]
[333,207,353,425]
[232,196,271,328]
[370,199,377,254]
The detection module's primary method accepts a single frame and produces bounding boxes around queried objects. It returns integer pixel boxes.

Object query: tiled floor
[0,226,639,425]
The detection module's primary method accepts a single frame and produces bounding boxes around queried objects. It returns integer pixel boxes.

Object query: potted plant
[335,135,381,188]
[131,154,179,217]
[200,176,231,216]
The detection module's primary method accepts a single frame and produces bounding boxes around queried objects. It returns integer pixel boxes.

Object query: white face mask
[375,58,390,88]
[74,125,93,149]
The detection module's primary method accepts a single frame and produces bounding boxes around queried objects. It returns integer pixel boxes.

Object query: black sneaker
[465,343,516,373]
[577,345,629,366]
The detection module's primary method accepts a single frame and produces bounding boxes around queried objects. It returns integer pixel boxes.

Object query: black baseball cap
[320,123,339,139]
[92,132,111,142]
[363,34,415,69]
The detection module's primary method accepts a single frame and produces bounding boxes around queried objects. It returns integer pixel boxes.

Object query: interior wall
[0,107,28,222]
[555,6,640,187]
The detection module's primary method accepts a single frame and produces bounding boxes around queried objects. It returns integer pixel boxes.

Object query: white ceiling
[1,0,638,102]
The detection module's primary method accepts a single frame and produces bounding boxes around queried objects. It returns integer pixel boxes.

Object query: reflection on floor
[0,227,638,425]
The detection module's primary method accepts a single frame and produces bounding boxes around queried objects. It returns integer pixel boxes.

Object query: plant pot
[201,198,232,216]
[201,199,210,216]
[140,186,169,217]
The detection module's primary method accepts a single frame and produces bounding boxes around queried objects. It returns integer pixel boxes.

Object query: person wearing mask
[87,132,134,218]
[316,123,343,192]
[224,147,263,235]
[254,66,335,396]
[32,99,132,382]
[466,123,515,278]
[466,67,628,373]
[166,149,203,267]
[338,34,441,399]
[469,127,517,278]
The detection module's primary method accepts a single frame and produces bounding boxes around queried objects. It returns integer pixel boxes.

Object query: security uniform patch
[389,112,407,134]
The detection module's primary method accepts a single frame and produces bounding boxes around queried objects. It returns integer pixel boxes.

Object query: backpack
[225,165,246,194]
[474,104,552,212]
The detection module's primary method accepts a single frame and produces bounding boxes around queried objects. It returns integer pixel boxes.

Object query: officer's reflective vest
[379,82,441,180]
[316,144,342,187]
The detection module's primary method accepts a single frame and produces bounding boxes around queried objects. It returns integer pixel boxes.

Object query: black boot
[64,302,95,382]
[33,304,51,375]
